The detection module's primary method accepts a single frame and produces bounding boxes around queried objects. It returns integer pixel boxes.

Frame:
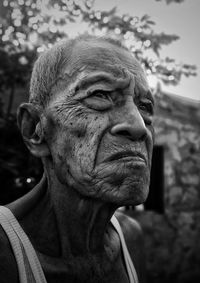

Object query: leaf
[141,14,150,22]
[147,20,155,25]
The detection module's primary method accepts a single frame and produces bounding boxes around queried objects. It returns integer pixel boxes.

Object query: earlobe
[17,103,50,157]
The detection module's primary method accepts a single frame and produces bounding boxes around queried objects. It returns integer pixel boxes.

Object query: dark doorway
[144,145,165,213]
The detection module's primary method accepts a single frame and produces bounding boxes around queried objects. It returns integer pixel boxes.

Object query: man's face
[43,40,154,206]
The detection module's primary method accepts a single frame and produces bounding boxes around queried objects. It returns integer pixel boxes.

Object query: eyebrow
[71,71,155,105]
[74,72,131,92]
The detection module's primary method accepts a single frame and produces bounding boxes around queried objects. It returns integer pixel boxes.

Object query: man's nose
[110,104,147,141]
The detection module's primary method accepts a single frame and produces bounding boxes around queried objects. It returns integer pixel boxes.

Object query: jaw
[91,179,150,207]
[86,160,150,206]
[53,150,150,207]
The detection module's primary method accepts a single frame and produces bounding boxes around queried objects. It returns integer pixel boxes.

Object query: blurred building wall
[134,90,200,283]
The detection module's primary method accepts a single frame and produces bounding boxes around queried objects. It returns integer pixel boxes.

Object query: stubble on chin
[87,161,150,205]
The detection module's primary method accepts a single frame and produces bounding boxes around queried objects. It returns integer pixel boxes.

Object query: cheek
[57,114,108,173]
[46,105,110,191]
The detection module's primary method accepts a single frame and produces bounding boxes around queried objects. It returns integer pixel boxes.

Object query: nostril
[118,130,147,141]
[117,130,132,139]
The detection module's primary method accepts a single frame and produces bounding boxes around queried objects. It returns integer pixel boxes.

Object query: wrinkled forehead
[60,40,148,89]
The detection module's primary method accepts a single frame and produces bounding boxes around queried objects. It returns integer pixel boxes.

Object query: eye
[138,101,154,115]
[90,90,112,101]
[82,90,113,111]
[138,100,154,125]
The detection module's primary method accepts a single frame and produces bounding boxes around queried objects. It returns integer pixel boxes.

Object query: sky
[93,0,200,101]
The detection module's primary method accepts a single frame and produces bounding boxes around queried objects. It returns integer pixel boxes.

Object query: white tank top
[0,206,138,283]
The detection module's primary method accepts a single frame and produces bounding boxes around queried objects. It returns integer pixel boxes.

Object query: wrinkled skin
[0,39,154,283]
[43,40,154,206]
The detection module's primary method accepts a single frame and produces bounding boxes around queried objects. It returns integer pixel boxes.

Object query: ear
[17,103,50,157]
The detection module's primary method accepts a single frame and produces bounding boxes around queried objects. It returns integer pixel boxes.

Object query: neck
[47,169,118,258]
[20,169,119,262]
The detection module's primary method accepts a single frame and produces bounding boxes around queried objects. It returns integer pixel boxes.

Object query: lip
[105,151,147,164]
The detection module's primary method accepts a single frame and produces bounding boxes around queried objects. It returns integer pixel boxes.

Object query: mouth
[105,151,147,165]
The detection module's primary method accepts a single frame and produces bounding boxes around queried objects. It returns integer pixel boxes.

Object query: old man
[0,35,154,283]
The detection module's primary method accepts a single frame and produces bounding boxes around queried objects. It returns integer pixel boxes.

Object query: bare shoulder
[0,225,19,282]
[115,209,143,240]
[115,210,146,283]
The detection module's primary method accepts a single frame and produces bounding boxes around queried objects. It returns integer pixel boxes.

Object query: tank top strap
[0,206,47,283]
[111,215,139,283]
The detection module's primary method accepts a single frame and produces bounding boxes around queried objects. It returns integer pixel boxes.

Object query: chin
[91,161,150,203]
[91,172,150,207]
[112,183,149,206]
[121,184,149,206]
